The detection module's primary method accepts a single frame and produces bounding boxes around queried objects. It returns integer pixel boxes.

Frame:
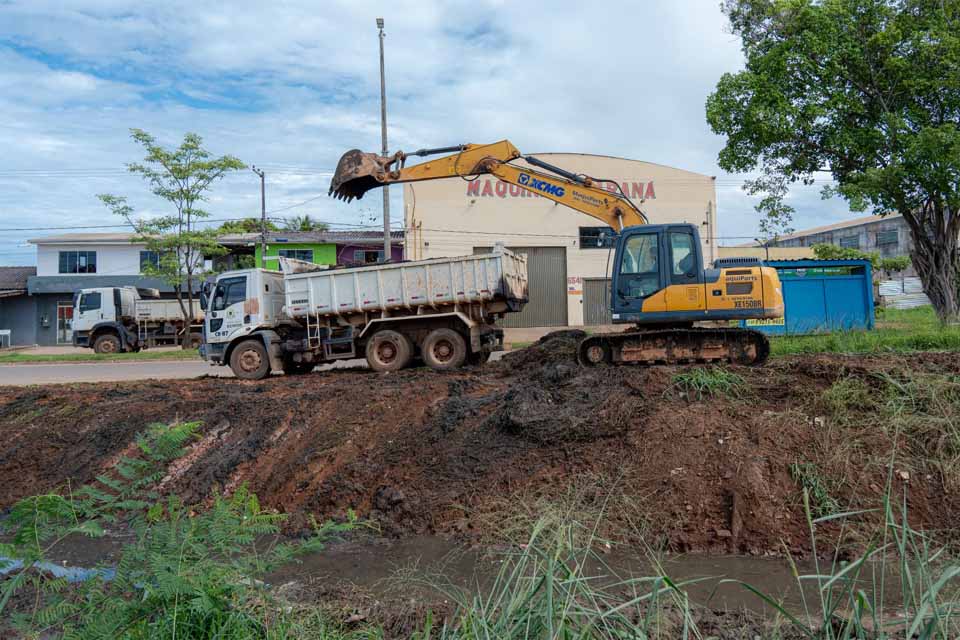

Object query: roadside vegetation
[671,366,747,400]
[0,348,200,364]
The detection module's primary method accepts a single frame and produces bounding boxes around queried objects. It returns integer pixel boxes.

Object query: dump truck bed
[282,246,528,319]
[134,299,203,323]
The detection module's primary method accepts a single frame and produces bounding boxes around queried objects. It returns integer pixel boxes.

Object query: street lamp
[377,17,390,262]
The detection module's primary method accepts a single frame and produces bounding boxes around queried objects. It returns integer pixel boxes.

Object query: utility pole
[252,166,266,267]
[377,17,390,262]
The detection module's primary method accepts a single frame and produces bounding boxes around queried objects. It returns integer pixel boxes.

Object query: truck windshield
[78,292,101,312]
[212,276,246,311]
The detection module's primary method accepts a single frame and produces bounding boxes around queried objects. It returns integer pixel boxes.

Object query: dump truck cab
[72,286,153,353]
[201,268,287,368]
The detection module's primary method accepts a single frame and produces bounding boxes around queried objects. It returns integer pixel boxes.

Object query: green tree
[99,130,245,338]
[216,217,278,234]
[811,243,911,273]
[282,214,329,232]
[707,0,960,322]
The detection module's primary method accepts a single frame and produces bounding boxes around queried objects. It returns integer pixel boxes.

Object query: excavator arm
[329,140,648,230]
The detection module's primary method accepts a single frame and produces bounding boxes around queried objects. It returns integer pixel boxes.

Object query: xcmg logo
[517,173,565,197]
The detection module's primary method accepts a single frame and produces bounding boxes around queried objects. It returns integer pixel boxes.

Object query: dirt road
[0,360,229,386]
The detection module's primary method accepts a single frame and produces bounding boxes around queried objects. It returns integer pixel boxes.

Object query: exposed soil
[2,334,958,554]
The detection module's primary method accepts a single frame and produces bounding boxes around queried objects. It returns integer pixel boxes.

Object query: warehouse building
[765,214,910,257]
[403,153,718,327]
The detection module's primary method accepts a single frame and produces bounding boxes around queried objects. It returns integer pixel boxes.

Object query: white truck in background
[72,286,204,354]
[201,245,528,379]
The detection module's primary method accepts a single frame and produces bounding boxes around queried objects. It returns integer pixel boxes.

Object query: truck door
[208,275,248,341]
[75,290,104,330]
[611,230,665,317]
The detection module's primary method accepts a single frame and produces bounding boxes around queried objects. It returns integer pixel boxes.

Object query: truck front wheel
[422,328,467,371]
[93,334,122,354]
[230,339,271,380]
[365,330,413,372]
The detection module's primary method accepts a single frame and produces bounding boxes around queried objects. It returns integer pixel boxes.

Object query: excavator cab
[609,224,782,325]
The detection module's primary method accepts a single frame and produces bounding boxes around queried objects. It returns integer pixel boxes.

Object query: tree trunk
[905,202,960,325]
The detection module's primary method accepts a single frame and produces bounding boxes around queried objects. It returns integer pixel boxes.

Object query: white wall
[36,243,147,277]
[404,154,717,325]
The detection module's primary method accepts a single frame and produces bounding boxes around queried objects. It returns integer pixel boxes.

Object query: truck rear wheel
[422,328,467,371]
[365,330,413,372]
[230,339,271,380]
[93,334,121,354]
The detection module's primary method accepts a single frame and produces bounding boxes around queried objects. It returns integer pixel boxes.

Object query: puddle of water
[0,533,902,616]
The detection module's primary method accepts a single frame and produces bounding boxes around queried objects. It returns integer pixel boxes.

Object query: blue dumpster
[742,259,875,335]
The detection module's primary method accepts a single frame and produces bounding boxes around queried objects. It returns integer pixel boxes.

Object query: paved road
[0,353,504,386]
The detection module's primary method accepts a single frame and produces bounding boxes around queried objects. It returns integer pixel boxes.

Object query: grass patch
[0,349,200,364]
[789,462,840,518]
[771,305,960,357]
[671,366,747,400]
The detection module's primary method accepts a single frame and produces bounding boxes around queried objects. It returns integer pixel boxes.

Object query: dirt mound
[2,350,959,554]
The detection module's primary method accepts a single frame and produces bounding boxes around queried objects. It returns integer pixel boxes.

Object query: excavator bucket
[329,149,390,202]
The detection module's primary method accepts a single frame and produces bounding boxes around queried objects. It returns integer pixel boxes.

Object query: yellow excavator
[330,140,784,366]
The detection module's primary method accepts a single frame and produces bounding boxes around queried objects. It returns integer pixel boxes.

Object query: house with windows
[19,233,177,346]
[216,230,404,269]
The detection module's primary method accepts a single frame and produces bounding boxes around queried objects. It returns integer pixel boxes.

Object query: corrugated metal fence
[879,276,930,309]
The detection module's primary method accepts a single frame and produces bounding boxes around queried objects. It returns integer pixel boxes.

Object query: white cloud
[0,0,857,265]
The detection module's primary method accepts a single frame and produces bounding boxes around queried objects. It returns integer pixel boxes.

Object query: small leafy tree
[99,130,245,334]
[282,214,329,232]
[707,0,960,322]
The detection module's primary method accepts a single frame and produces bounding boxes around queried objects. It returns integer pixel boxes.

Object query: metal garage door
[583,278,613,325]
[474,246,567,328]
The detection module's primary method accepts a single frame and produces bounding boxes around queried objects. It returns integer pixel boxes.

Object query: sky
[0,0,857,267]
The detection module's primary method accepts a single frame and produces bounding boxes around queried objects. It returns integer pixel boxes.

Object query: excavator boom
[330,140,647,231]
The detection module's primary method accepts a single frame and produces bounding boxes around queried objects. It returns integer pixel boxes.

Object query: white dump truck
[72,286,204,353]
[201,245,528,379]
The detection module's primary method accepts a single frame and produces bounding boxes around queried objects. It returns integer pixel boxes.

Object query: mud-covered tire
[578,338,611,366]
[230,339,271,380]
[93,334,122,355]
[365,330,413,372]
[282,359,315,375]
[422,329,467,371]
[468,350,491,365]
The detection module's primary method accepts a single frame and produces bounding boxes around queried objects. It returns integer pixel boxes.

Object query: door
[583,279,613,325]
[74,291,104,334]
[663,229,705,312]
[56,302,74,344]
[612,231,665,315]
[208,275,248,341]
[474,246,567,327]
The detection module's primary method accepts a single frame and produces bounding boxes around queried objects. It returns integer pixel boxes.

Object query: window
[78,292,101,312]
[140,251,161,272]
[839,236,860,249]
[620,234,658,274]
[669,232,696,277]
[354,249,384,264]
[278,249,313,262]
[579,226,616,249]
[212,276,247,311]
[58,251,97,274]
[877,229,898,246]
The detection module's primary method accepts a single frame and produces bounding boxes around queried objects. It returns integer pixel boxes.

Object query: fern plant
[0,421,353,639]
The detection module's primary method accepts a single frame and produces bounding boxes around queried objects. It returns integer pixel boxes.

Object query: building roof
[27,230,404,246]
[0,266,37,296]
[731,213,902,247]
[217,230,405,246]
[28,232,140,245]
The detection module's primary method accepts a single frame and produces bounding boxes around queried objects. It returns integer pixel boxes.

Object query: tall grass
[671,366,747,400]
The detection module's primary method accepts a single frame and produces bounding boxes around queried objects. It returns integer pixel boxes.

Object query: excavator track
[577,327,770,367]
